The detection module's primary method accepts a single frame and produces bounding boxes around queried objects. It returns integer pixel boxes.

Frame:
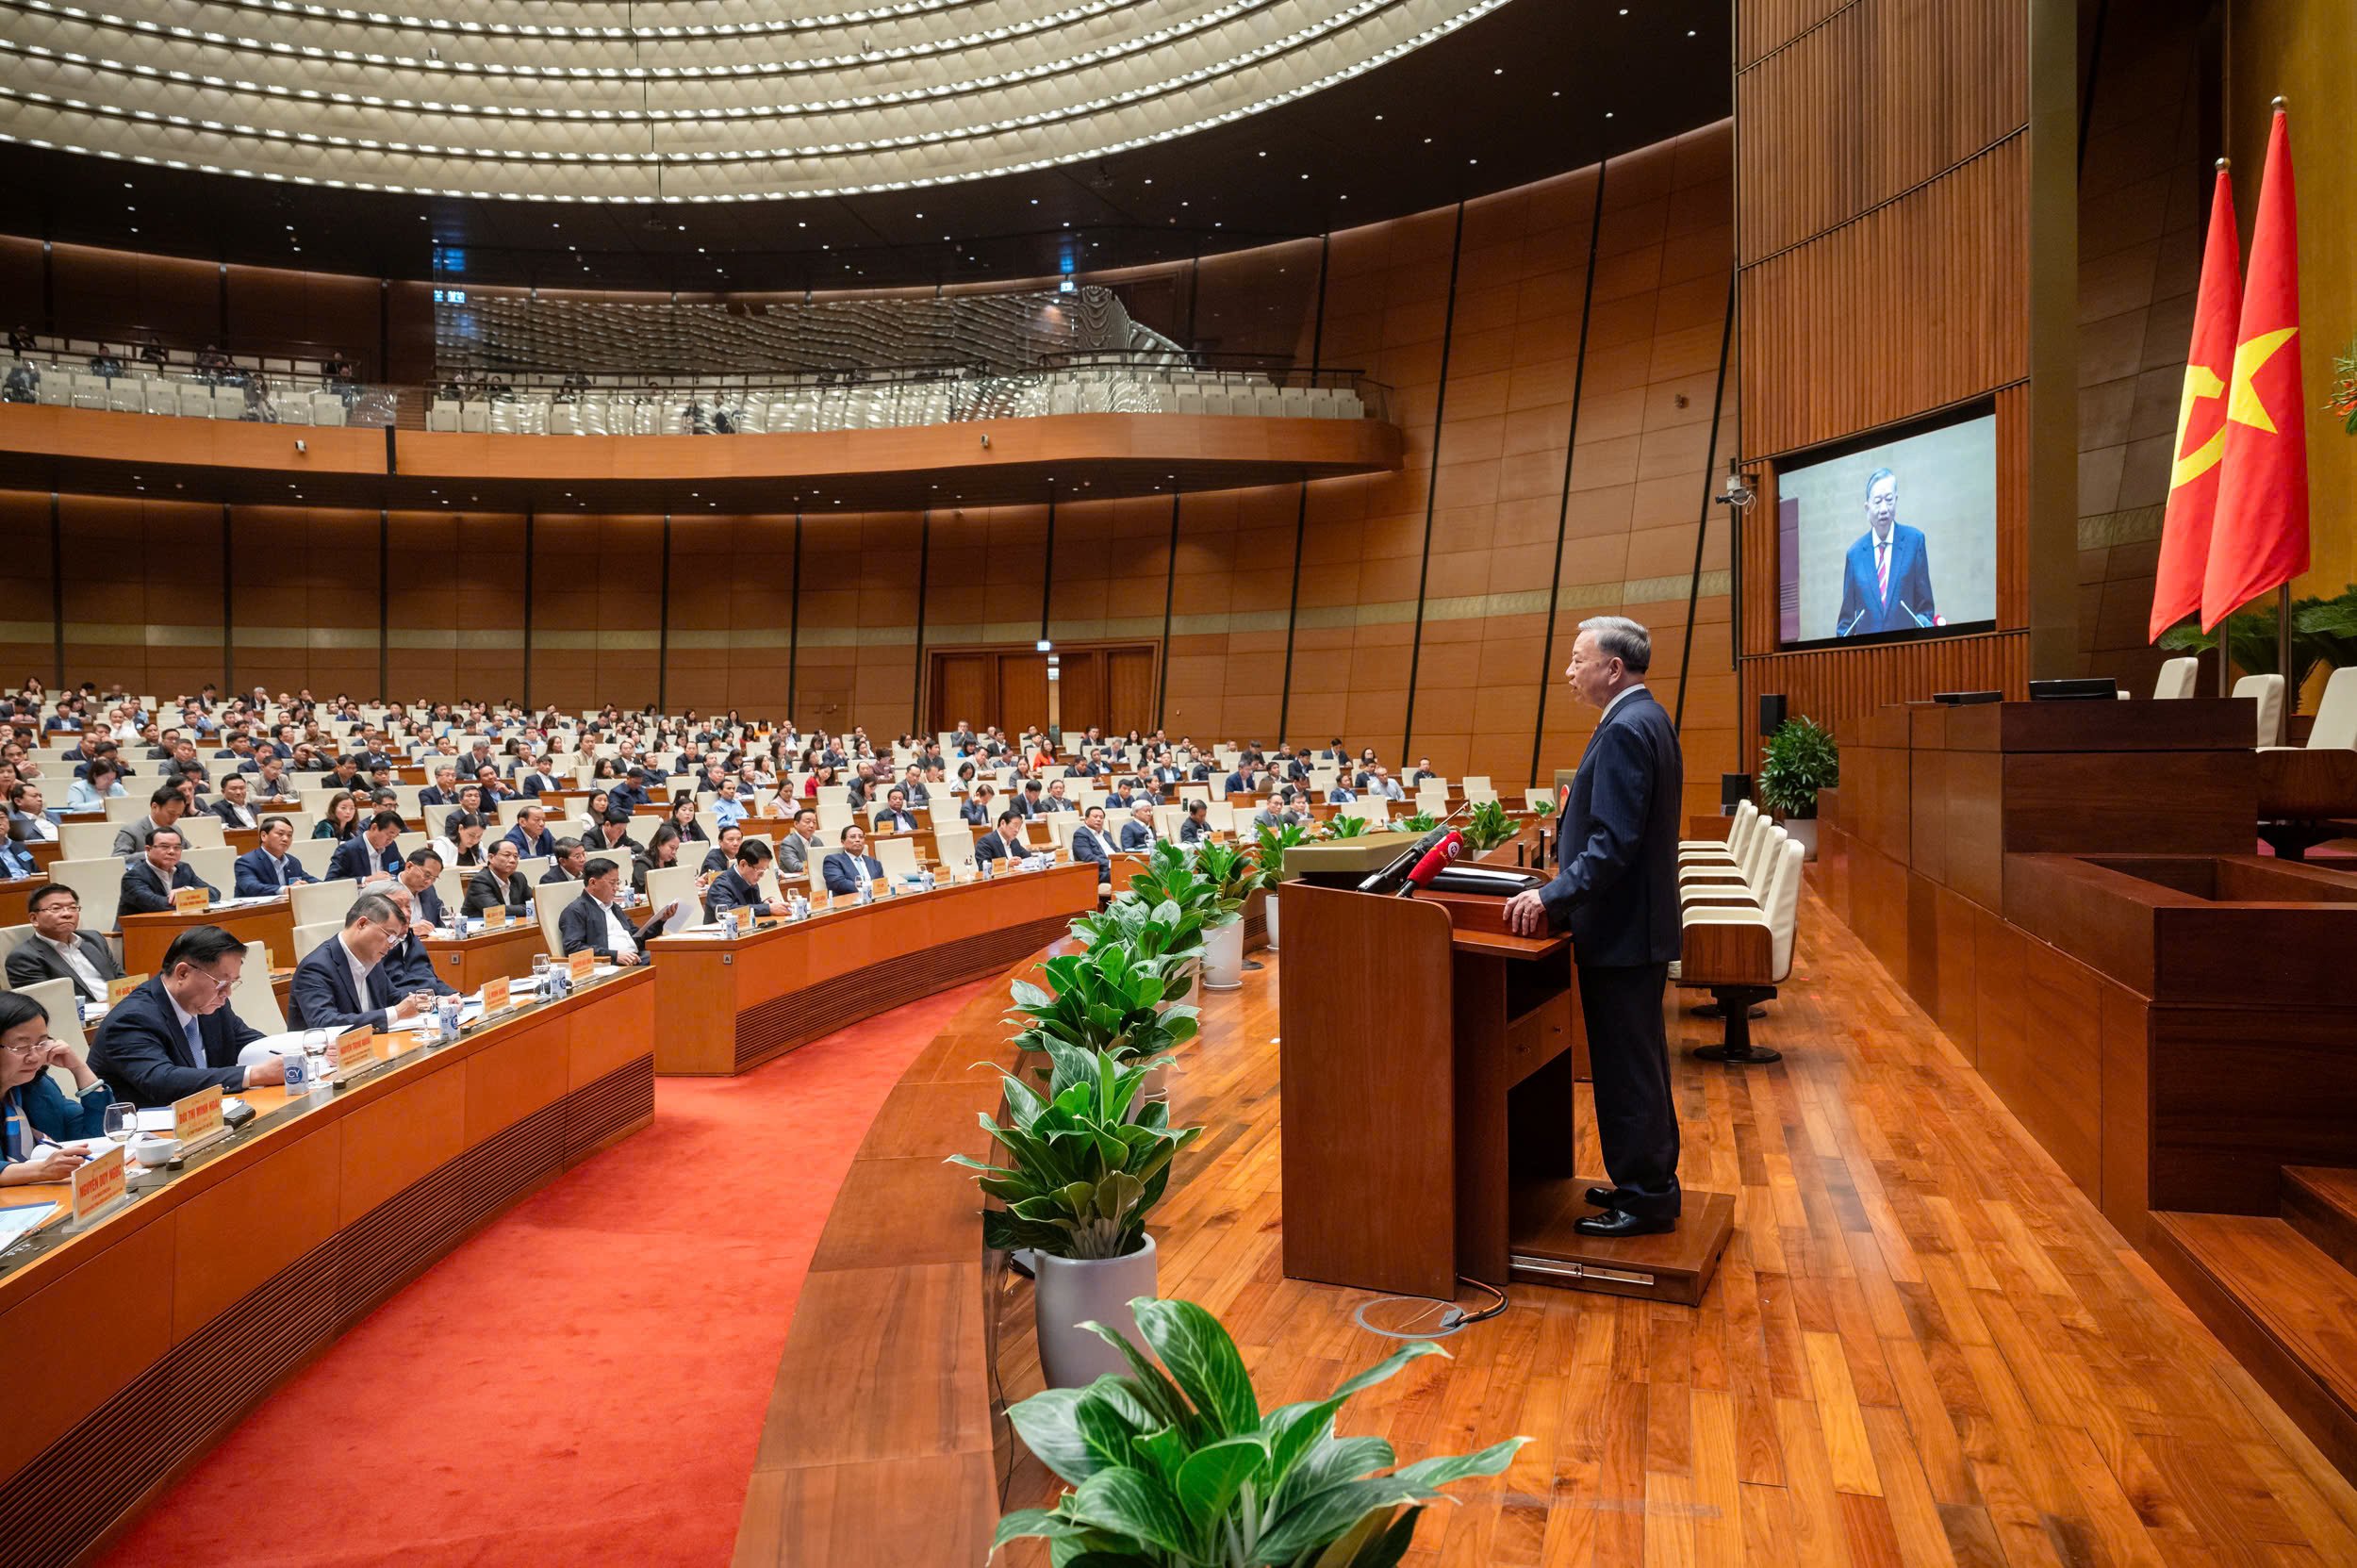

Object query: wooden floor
[997,887,2357,1566]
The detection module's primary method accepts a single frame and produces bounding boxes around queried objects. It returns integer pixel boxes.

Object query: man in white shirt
[5,883,124,1000]
[210,771,261,829]
[7,781,58,841]
[556,857,678,966]
[1069,803,1119,887]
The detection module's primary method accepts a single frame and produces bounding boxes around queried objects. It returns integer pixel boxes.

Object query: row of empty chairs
[7,360,360,426]
[1673,800,1807,1065]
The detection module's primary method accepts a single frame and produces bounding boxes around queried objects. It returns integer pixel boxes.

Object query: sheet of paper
[134,1109,174,1132]
[0,1202,58,1252]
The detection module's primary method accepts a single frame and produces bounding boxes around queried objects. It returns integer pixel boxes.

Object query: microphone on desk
[1395,831,1463,898]
[1354,802,1470,895]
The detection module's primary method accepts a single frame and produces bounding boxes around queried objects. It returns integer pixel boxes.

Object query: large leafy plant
[1758,716,1838,818]
[951,1046,1199,1260]
[1459,800,1519,853]
[1127,841,1227,929]
[996,1296,1525,1565]
[1191,841,1257,920]
[1319,814,1372,840]
[1251,821,1308,892]
[1011,943,1200,1065]
[1073,897,1208,981]
[1396,812,1438,835]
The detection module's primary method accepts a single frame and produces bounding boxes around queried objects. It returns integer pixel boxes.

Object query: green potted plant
[1009,944,1200,1068]
[1757,715,1838,860]
[1460,799,1519,855]
[1192,841,1257,991]
[1072,899,1205,1002]
[995,1295,1525,1561]
[1252,820,1309,949]
[1320,813,1373,840]
[951,1046,1200,1388]
[1398,811,1440,835]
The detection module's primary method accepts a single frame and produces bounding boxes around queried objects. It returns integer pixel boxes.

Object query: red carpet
[99,977,997,1568]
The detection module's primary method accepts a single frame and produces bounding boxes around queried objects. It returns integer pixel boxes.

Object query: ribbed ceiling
[0,0,1511,202]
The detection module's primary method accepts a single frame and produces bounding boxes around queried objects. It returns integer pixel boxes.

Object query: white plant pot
[1034,1232,1158,1389]
[1264,889,1280,949]
[1202,916,1245,990]
[1785,817,1819,861]
[1139,1058,1171,1101]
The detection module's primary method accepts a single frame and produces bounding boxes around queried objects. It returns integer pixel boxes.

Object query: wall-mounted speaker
[1758,693,1787,734]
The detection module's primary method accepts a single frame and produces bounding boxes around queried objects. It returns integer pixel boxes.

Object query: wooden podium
[1277,882,1731,1305]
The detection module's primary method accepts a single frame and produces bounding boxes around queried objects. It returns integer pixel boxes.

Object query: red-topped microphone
[1396,830,1464,897]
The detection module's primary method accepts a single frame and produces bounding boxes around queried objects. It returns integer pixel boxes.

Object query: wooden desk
[645,861,1099,1075]
[0,875,44,925]
[0,966,655,1568]
[223,825,259,855]
[421,919,551,992]
[119,898,297,973]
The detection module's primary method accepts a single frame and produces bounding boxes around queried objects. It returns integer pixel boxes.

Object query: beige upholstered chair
[290,919,341,964]
[2233,673,2286,747]
[2151,656,2200,699]
[232,940,287,1033]
[1678,837,1806,1065]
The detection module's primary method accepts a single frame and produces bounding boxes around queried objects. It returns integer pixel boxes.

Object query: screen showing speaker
[1774,404,1998,648]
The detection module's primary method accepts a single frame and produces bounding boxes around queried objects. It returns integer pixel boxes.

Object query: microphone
[1396,831,1464,898]
[1837,606,1869,636]
[1897,599,1933,630]
[1354,801,1471,895]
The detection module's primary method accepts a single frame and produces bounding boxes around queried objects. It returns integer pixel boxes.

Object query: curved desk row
[0,966,657,1568]
[647,861,1103,1075]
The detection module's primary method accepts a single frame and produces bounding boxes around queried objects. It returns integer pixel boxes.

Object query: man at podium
[1504,616,1683,1237]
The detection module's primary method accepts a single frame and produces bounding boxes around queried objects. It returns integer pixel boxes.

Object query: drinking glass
[104,1102,135,1146]
[532,954,551,987]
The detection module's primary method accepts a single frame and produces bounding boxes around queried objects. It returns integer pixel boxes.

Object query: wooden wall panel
[57,494,223,697]
[529,514,660,714]
[228,504,381,699]
[1737,0,2029,260]
[0,490,55,684]
[1166,487,1292,744]
[663,512,795,717]
[1737,0,1854,64]
[1737,135,2028,461]
[386,511,526,703]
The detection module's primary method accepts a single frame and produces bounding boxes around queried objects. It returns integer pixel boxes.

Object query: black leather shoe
[1584,1186,1616,1210]
[1573,1208,1676,1239]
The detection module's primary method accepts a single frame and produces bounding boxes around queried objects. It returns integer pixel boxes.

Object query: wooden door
[1058,651,1105,737]
[931,652,991,735]
[997,654,1050,734]
[1107,648,1156,734]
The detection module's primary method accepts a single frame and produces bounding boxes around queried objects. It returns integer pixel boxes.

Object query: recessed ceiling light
[1605,111,1614,118]
[1493,67,1504,74]
[1423,137,1433,144]
[1258,151,1266,157]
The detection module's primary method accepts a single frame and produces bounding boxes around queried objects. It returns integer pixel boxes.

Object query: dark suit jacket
[326,835,402,883]
[1536,686,1682,966]
[821,851,884,896]
[960,799,992,827]
[518,772,563,799]
[6,1072,112,1147]
[464,866,532,917]
[418,785,459,808]
[503,824,557,860]
[872,806,919,832]
[209,799,260,830]
[288,933,400,1032]
[703,867,766,922]
[88,977,264,1104]
[1069,825,1117,883]
[118,857,219,916]
[234,847,317,898]
[1834,523,1937,636]
[974,829,1023,870]
[556,891,672,961]
[5,929,124,999]
[1118,818,1157,851]
[383,925,457,997]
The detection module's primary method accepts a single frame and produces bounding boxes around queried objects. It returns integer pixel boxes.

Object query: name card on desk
[725,906,750,937]
[107,974,146,1006]
[171,1084,224,1148]
[483,976,512,1015]
[485,909,511,930]
[333,1026,386,1086]
[567,949,594,983]
[71,1144,127,1225]
[172,885,208,913]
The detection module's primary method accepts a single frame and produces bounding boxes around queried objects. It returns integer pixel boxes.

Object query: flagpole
[2277,584,2294,734]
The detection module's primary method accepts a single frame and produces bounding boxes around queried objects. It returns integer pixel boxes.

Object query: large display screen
[1775,407,1998,648]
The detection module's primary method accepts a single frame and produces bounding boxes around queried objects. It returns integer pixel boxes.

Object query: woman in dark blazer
[0,992,113,1187]
[312,789,361,840]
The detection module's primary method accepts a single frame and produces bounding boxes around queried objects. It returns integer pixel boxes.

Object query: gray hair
[346,890,404,928]
[1578,616,1653,674]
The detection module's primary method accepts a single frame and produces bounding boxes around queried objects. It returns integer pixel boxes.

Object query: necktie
[183,1016,203,1067]
[1875,538,1890,605]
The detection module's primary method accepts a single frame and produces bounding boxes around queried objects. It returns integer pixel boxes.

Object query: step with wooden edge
[2149,1209,2357,1481]
[2282,1166,2357,1276]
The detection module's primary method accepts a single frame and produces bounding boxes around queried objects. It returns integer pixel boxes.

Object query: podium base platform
[1507,1176,1734,1306]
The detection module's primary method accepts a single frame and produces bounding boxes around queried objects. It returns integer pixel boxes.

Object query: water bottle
[282,1048,306,1094]
[437,996,463,1044]
[858,877,874,906]
[921,867,935,893]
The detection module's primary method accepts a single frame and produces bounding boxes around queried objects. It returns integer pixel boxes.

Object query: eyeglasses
[1,1036,52,1058]
[183,965,237,996]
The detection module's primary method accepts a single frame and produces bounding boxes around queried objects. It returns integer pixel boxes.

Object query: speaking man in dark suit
[821,824,886,897]
[1504,616,1684,1239]
[88,925,286,1103]
[1834,468,1941,637]
[119,827,219,915]
[6,883,124,1001]
[234,815,318,897]
[288,890,433,1032]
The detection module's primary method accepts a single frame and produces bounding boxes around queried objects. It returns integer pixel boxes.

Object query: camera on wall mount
[1717,461,1756,512]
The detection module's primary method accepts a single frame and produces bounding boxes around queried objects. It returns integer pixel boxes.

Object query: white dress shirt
[45,933,108,1000]
[600,899,638,959]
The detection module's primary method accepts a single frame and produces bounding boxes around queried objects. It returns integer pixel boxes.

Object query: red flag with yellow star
[2202,105,2309,631]
[2150,164,2238,641]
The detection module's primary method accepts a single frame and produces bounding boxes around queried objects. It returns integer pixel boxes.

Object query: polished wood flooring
[998,888,2357,1565]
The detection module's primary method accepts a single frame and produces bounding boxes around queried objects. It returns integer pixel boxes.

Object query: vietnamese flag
[2149,165,2238,641]
[2202,103,2309,631]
